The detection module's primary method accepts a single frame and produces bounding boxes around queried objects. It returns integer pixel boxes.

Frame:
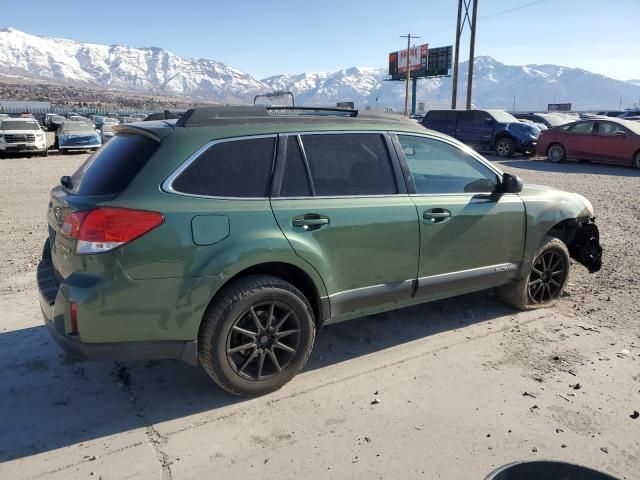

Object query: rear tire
[495,137,515,158]
[547,143,566,163]
[500,236,570,310]
[198,275,316,397]
[633,150,640,169]
[40,150,48,158]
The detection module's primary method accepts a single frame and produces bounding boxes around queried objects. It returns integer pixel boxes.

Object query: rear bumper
[42,316,197,365]
[37,241,197,365]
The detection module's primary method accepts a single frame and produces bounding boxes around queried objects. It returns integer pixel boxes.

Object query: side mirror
[502,172,523,194]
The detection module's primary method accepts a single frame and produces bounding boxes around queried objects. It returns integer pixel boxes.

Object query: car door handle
[423,209,451,223]
[292,214,330,229]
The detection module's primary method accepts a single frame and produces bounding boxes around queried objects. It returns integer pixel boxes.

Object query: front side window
[300,133,397,196]
[568,121,595,133]
[171,137,275,197]
[397,135,499,194]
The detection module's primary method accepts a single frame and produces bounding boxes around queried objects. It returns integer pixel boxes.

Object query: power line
[418,0,550,38]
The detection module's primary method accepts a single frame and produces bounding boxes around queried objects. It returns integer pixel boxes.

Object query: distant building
[0,100,51,113]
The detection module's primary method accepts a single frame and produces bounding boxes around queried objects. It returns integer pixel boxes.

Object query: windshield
[0,120,40,131]
[102,125,115,133]
[489,110,518,123]
[61,122,96,133]
[540,114,566,126]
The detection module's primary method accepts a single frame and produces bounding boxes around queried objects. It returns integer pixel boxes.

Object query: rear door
[456,111,494,149]
[270,132,420,320]
[393,133,525,301]
[592,121,636,164]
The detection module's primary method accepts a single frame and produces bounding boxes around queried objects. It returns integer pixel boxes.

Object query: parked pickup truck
[421,109,540,158]
[0,117,48,157]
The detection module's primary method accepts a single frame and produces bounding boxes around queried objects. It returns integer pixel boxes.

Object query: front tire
[198,275,316,396]
[495,137,515,158]
[547,143,566,163]
[500,236,570,310]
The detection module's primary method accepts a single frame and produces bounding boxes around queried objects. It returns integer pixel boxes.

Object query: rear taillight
[61,208,164,254]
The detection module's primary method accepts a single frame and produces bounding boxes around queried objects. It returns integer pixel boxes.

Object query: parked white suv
[0,117,48,157]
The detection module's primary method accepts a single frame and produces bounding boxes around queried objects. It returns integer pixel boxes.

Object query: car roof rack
[176,105,365,127]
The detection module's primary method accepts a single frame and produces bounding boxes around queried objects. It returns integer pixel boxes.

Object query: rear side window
[426,111,455,122]
[171,137,275,197]
[300,133,397,196]
[70,134,158,196]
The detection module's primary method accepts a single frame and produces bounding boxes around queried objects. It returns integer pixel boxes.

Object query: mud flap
[569,222,602,273]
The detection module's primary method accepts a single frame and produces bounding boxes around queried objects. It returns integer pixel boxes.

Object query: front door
[394,133,526,301]
[563,121,597,159]
[270,133,420,321]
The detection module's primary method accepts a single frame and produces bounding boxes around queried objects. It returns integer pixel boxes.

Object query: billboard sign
[389,45,452,80]
[548,103,572,112]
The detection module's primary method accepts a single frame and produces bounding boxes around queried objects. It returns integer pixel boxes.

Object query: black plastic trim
[43,313,198,366]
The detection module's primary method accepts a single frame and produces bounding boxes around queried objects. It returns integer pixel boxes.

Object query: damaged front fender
[568,221,602,273]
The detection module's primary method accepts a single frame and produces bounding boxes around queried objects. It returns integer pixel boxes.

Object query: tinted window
[398,135,499,194]
[280,136,312,197]
[70,134,159,196]
[568,121,595,133]
[301,134,397,196]
[426,111,456,122]
[474,111,493,123]
[458,111,476,124]
[597,122,626,136]
[172,137,275,197]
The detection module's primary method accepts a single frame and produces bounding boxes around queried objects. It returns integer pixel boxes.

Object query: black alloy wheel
[226,301,301,381]
[528,250,567,304]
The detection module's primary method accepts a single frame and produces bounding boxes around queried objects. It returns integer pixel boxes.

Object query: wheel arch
[202,261,329,333]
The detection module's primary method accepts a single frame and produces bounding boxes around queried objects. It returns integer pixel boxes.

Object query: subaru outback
[37,106,602,396]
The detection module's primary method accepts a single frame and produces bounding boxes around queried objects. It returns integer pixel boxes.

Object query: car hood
[0,129,42,134]
[520,184,595,218]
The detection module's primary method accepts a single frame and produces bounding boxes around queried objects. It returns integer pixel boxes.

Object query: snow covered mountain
[1,27,639,110]
[0,27,267,102]
[263,56,640,111]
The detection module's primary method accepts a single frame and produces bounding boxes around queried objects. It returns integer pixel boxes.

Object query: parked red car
[537,118,640,168]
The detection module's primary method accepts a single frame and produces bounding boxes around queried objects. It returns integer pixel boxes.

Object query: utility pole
[451,0,463,109]
[400,34,419,117]
[451,0,479,109]
[465,0,478,110]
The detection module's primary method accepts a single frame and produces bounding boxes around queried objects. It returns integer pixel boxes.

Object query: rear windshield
[1,120,39,130]
[61,122,95,133]
[488,110,519,123]
[69,134,159,196]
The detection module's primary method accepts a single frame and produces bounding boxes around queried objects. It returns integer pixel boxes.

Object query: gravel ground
[1,147,639,479]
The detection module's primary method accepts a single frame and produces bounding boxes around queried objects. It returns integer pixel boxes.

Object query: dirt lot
[0,147,639,479]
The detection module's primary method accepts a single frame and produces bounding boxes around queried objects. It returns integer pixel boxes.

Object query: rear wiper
[60,176,73,190]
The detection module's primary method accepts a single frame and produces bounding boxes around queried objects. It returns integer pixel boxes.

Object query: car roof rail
[176,105,362,127]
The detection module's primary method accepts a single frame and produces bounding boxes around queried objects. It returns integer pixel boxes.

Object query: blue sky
[6,0,640,80]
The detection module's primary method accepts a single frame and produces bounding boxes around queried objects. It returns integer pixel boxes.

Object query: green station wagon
[38,106,602,396]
